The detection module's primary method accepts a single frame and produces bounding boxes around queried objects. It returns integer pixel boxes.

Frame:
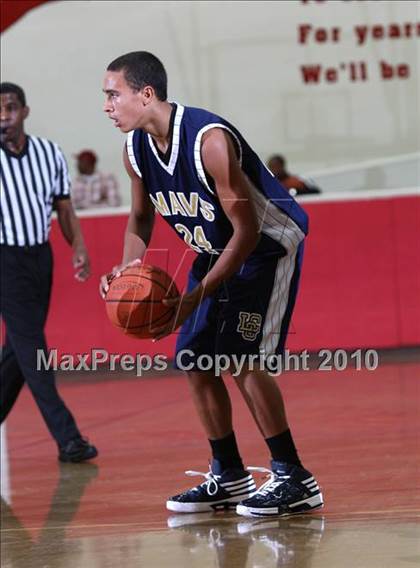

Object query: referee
[0,83,97,462]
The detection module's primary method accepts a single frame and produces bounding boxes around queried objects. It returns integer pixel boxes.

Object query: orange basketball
[105,264,179,338]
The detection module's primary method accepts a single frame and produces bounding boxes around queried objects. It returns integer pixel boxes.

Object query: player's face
[103,71,145,133]
[0,93,29,144]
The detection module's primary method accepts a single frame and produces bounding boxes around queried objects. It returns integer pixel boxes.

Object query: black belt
[0,242,50,252]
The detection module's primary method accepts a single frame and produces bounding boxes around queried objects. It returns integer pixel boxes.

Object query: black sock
[265,429,302,467]
[209,431,244,472]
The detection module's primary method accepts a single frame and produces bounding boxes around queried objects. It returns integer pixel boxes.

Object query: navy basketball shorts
[175,242,304,372]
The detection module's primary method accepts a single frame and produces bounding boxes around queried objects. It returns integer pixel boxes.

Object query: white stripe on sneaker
[229,486,257,496]
[289,494,324,509]
[219,475,254,487]
[221,480,256,492]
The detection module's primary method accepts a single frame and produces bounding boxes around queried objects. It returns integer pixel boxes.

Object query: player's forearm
[122,233,147,264]
[199,229,260,298]
[122,213,153,263]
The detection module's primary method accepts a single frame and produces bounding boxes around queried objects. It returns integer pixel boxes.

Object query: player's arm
[100,146,154,298]
[197,128,260,297]
[121,145,155,264]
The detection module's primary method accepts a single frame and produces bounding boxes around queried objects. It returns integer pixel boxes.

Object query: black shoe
[236,461,323,517]
[58,438,98,463]
[166,463,256,513]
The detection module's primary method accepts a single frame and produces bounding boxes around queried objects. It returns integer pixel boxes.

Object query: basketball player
[100,52,323,517]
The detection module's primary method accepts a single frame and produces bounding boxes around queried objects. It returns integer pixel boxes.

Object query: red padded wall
[46,195,420,358]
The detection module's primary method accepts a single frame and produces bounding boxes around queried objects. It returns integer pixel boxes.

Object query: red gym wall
[47,194,420,358]
[0,1,51,32]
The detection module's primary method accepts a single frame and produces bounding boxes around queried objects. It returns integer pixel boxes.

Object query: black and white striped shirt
[0,135,71,246]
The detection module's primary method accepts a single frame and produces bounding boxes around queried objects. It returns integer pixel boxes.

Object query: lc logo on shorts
[237,312,262,341]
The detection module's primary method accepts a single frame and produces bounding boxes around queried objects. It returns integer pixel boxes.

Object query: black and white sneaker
[236,461,323,518]
[166,466,256,513]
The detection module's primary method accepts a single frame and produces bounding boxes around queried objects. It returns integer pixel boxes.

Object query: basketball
[105,264,179,338]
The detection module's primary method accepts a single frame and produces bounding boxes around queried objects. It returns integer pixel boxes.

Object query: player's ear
[141,86,154,105]
[23,105,30,120]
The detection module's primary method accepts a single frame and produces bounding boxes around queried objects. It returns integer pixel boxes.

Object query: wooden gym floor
[1,350,419,567]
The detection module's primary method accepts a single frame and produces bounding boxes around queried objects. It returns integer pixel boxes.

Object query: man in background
[72,149,121,209]
[0,82,98,462]
[267,154,321,195]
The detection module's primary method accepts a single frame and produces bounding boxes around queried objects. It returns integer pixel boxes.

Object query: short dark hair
[0,82,26,107]
[107,51,167,101]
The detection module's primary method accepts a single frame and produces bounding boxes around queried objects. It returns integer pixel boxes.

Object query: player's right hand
[99,258,142,299]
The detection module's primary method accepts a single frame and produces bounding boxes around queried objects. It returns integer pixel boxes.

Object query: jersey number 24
[175,224,219,255]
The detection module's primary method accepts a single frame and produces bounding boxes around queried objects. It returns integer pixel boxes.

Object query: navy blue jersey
[127,104,308,258]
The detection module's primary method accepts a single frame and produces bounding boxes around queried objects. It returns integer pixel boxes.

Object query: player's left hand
[151,287,203,341]
[73,246,91,282]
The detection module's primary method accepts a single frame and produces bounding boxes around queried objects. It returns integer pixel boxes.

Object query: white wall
[2,0,419,200]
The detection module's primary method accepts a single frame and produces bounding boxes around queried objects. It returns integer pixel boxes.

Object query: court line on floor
[1,521,167,532]
[325,508,420,516]
[2,509,420,532]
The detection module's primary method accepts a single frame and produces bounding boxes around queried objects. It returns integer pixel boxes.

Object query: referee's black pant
[0,243,81,447]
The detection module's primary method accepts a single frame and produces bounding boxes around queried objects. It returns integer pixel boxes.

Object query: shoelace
[246,466,290,496]
[185,470,220,496]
